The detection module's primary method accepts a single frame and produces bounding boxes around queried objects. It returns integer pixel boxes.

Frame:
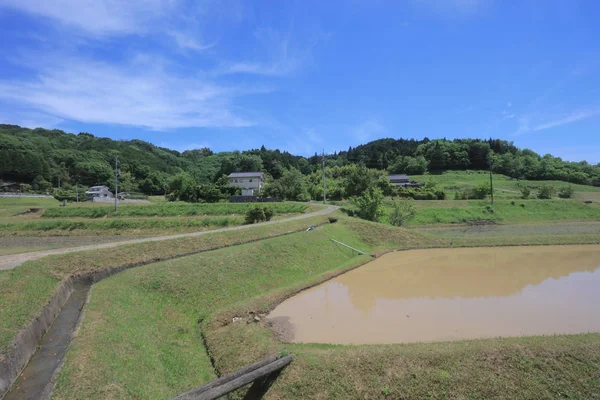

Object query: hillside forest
[1,124,599,202]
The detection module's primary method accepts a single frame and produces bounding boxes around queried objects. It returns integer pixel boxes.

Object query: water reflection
[268,245,600,344]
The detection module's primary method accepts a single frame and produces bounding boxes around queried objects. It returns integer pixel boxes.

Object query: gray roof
[228,172,265,178]
[388,174,410,180]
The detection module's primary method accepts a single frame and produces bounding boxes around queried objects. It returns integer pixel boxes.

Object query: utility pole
[322,149,326,204]
[114,154,119,211]
[488,154,494,205]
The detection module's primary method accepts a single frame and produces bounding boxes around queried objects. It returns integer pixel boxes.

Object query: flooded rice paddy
[268,245,600,344]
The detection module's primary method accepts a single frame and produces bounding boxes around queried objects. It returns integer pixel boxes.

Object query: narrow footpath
[0,205,337,270]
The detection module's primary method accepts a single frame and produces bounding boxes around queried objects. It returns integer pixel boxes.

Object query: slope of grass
[410,170,600,199]
[52,218,600,399]
[393,199,600,225]
[42,202,307,218]
[0,216,243,236]
[0,214,331,354]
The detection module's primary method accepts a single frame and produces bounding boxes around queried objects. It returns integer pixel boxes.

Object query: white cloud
[166,31,215,52]
[511,108,600,136]
[532,109,600,132]
[352,119,386,142]
[0,55,261,130]
[0,0,171,36]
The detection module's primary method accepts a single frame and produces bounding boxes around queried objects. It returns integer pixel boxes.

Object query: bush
[537,185,555,199]
[388,199,416,226]
[520,186,531,199]
[558,186,574,199]
[455,183,490,200]
[350,187,385,222]
[244,206,274,224]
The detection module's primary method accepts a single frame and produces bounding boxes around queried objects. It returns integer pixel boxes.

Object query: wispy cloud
[532,109,600,132]
[511,108,600,136]
[0,0,218,52]
[0,0,170,36]
[217,26,318,77]
[0,54,262,130]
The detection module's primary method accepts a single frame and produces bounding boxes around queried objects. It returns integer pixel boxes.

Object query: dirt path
[0,205,337,270]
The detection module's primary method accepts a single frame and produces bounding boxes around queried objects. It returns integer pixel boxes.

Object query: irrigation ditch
[0,222,333,400]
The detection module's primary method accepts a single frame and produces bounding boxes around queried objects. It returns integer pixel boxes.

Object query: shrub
[244,206,266,224]
[350,186,385,222]
[388,199,416,226]
[520,186,531,199]
[244,206,274,224]
[455,183,489,200]
[558,186,574,199]
[263,206,274,221]
[537,185,555,199]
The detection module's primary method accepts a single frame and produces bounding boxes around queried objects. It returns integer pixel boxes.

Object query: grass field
[410,170,600,200]
[0,214,333,355]
[48,217,600,399]
[400,199,600,225]
[41,202,307,218]
[0,198,309,237]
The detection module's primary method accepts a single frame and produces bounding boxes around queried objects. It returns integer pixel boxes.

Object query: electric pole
[488,154,494,205]
[322,149,327,204]
[114,154,119,211]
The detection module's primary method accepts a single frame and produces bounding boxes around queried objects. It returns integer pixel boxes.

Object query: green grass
[0,197,59,217]
[41,202,307,218]
[53,219,433,399]
[0,214,332,355]
[51,218,600,399]
[382,199,600,225]
[410,170,600,200]
[0,216,243,236]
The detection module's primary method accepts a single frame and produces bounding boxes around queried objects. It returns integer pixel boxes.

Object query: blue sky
[1,0,599,163]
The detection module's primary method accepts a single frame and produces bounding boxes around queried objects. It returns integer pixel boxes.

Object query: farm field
[46,217,600,399]
[3,172,600,400]
[409,170,600,201]
[0,197,308,239]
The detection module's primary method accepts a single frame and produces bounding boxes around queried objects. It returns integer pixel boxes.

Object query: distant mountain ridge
[1,124,598,195]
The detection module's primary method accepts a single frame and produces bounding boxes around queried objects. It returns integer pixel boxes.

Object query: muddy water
[268,245,600,344]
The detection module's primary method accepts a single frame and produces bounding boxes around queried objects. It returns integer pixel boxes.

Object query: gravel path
[0,205,337,270]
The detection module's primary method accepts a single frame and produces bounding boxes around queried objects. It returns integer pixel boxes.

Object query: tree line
[1,124,599,201]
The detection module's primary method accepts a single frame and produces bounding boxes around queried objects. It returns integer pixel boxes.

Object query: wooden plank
[171,353,292,400]
[196,356,293,400]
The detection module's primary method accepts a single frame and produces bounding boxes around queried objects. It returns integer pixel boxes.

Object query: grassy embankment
[401,199,600,226]
[51,217,600,399]
[0,214,331,355]
[0,198,308,237]
[410,170,600,201]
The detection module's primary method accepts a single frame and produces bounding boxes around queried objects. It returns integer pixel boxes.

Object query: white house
[85,185,113,201]
[228,172,265,196]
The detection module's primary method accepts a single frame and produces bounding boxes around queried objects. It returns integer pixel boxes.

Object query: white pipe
[330,238,366,255]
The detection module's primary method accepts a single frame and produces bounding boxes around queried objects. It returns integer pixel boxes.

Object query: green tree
[350,187,385,222]
[388,199,416,226]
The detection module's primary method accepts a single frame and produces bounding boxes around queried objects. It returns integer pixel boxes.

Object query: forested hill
[1,124,599,196]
